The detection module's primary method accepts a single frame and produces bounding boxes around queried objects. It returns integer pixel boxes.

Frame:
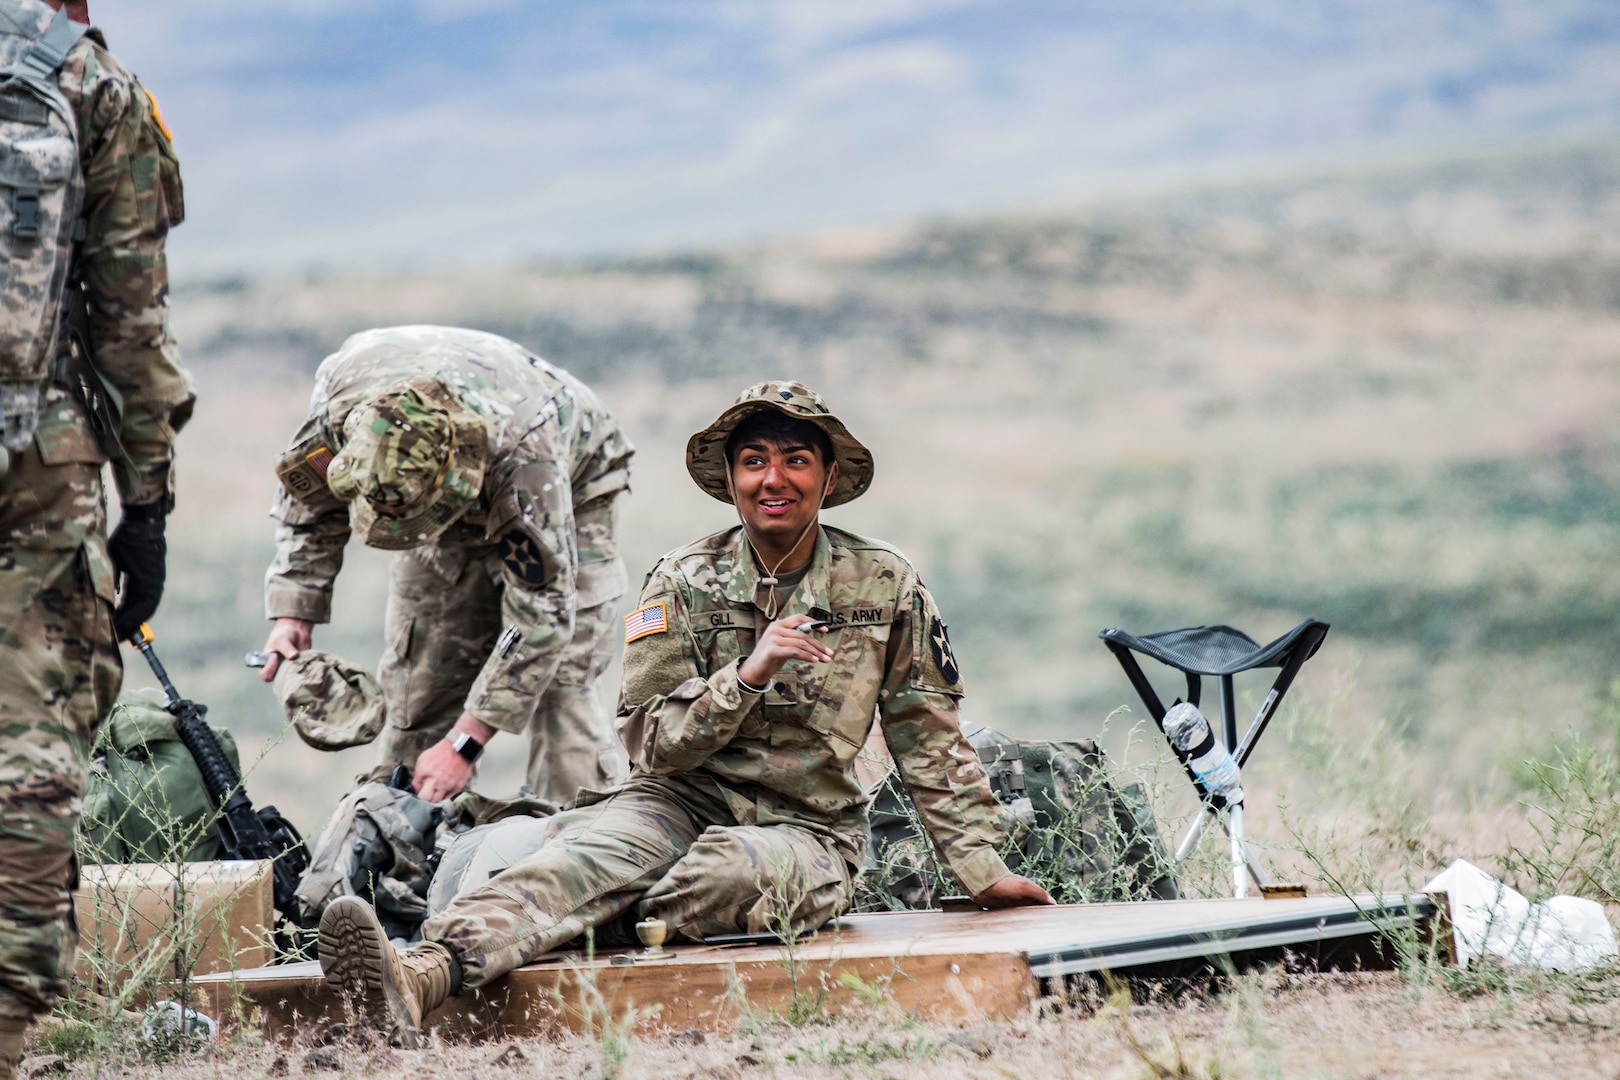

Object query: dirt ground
[25,968,1620,1080]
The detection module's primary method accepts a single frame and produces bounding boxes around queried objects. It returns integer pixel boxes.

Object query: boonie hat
[326,378,488,551]
[685,381,874,507]
[272,650,387,751]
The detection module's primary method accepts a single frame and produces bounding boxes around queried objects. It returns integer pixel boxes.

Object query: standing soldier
[0,0,191,1074]
[316,381,1051,1045]
[258,326,633,806]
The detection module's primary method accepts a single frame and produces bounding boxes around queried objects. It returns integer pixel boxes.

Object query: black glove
[107,502,167,641]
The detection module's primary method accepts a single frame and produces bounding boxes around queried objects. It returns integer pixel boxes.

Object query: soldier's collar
[722,526,833,617]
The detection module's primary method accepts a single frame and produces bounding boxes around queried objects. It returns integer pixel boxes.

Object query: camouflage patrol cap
[686,381,874,507]
[326,378,488,550]
[272,650,387,751]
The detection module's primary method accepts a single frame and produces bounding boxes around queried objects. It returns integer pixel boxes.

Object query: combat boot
[319,896,457,1046]
[0,1016,27,1080]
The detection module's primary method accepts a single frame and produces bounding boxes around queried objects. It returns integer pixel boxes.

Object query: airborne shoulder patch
[625,602,669,643]
[274,438,341,508]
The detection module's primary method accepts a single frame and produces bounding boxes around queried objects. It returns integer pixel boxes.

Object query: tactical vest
[295,782,447,943]
[294,780,558,944]
[0,3,85,454]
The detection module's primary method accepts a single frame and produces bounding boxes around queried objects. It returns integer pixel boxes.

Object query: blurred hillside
[133,142,1620,838]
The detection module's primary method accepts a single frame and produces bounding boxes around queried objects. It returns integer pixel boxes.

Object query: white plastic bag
[1423,859,1618,971]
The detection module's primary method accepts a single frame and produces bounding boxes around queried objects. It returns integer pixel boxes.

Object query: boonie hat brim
[685,382,874,507]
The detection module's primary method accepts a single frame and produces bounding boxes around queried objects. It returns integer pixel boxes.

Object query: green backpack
[81,700,242,864]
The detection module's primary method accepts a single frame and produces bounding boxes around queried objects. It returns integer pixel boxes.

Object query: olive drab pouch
[0,5,87,452]
[80,699,244,864]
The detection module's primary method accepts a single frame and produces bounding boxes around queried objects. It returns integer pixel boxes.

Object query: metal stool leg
[1220,675,1238,754]
[1174,805,1272,892]
[1173,808,1210,864]
[1228,803,1247,898]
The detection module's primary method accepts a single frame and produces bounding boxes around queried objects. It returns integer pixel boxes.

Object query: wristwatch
[450,731,485,763]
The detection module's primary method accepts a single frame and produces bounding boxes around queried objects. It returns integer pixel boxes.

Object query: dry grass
[27,968,1620,1079]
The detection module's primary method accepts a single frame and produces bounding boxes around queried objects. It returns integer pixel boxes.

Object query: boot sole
[318,897,423,1046]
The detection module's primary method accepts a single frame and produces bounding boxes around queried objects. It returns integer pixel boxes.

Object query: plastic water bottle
[1163,701,1244,803]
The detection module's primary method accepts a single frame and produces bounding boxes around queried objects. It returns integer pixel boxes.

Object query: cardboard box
[74,860,274,989]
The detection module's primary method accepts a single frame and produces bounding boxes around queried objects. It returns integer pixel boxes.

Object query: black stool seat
[1099,621,1327,678]
[1098,618,1329,785]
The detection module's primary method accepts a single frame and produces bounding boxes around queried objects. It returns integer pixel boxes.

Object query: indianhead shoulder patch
[928,616,960,685]
[625,602,669,643]
[496,528,549,587]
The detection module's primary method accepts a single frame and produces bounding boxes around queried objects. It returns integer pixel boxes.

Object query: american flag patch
[305,446,334,478]
[624,602,668,643]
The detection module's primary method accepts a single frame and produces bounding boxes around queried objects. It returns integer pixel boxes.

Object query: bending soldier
[0,1,191,1074]
[317,380,1053,1043]
[259,326,633,805]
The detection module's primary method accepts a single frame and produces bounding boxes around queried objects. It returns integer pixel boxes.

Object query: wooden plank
[196,951,1036,1039]
[196,895,1429,1040]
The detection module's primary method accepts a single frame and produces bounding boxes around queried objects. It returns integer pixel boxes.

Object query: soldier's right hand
[738,613,835,689]
[972,874,1056,909]
[260,617,315,682]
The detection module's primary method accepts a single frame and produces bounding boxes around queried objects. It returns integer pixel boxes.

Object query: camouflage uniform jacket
[617,525,1012,898]
[265,325,634,735]
[0,9,192,551]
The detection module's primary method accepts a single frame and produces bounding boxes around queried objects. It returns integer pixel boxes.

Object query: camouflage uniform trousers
[0,443,121,1021]
[373,500,626,806]
[424,772,854,988]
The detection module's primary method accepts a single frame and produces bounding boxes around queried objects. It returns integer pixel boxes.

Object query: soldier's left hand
[413,739,474,803]
[107,502,168,641]
[971,874,1056,909]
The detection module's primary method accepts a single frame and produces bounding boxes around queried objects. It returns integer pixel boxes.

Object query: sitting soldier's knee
[637,828,766,940]
[686,826,753,867]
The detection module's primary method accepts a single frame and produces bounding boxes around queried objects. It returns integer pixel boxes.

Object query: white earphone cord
[731,473,833,620]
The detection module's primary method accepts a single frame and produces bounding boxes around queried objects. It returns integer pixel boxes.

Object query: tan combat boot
[319,896,456,1046]
[0,1016,27,1080]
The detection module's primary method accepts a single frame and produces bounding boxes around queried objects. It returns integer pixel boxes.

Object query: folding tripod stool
[1098,620,1330,897]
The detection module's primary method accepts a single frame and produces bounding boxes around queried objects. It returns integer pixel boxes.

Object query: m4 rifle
[128,624,311,953]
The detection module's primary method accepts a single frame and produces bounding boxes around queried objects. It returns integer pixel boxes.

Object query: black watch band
[450,731,484,763]
[120,498,171,522]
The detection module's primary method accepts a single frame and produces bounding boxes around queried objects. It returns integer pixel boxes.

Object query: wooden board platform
[194,894,1436,1040]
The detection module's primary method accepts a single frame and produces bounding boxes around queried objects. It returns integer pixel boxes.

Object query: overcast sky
[92,0,1620,278]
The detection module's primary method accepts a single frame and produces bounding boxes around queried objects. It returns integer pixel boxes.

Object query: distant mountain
[96,0,1620,276]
